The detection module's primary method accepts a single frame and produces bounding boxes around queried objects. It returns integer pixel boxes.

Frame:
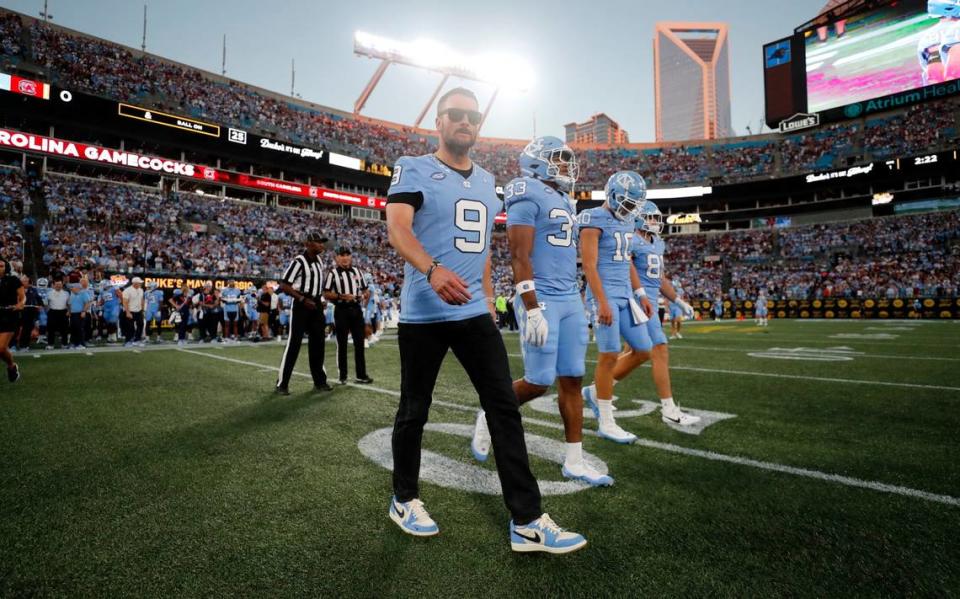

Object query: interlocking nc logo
[523,139,543,157]
[17,80,37,96]
[309,187,318,198]
[616,172,635,189]
[202,168,216,180]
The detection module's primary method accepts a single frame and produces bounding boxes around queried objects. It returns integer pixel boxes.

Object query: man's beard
[443,130,476,154]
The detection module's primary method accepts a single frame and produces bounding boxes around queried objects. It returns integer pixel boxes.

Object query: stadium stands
[1,7,959,339]
[5,169,958,305]
[1,10,957,190]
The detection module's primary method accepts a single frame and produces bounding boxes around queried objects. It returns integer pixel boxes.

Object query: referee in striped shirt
[323,247,373,384]
[275,232,332,395]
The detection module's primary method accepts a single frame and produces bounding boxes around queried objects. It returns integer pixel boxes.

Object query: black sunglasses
[440,108,483,126]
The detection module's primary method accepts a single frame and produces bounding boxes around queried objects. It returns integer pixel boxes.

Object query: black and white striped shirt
[323,266,368,305]
[281,254,324,299]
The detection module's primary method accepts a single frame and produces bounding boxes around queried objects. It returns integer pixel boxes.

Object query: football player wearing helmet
[471,136,612,487]
[585,201,701,428]
[579,171,654,444]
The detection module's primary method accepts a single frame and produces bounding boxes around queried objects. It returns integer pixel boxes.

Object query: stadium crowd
[2,10,958,190]
[1,169,957,351]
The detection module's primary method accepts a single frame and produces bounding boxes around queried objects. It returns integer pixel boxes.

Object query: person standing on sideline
[68,277,94,349]
[275,232,332,395]
[385,87,585,553]
[122,277,146,347]
[44,279,70,349]
[494,293,507,328]
[322,246,373,385]
[198,282,222,343]
[256,283,273,341]
[15,276,40,351]
[0,259,24,382]
[221,281,242,341]
[168,287,190,345]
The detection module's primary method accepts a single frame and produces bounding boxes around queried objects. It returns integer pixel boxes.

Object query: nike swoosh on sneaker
[663,415,682,423]
[395,506,405,519]
[513,530,542,543]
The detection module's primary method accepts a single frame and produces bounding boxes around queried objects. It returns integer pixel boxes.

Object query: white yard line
[515,352,960,392]
[370,341,960,391]
[177,348,960,507]
[655,343,960,362]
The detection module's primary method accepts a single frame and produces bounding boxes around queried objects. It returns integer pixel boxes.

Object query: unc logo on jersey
[431,172,446,180]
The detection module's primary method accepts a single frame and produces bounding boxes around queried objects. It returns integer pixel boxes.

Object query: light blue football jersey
[631,233,666,298]
[146,289,163,311]
[388,154,501,324]
[578,206,636,300]
[221,287,241,313]
[101,287,120,312]
[505,176,579,298]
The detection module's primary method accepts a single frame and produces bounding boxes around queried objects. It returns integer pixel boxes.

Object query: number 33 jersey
[504,176,579,298]
[387,153,500,324]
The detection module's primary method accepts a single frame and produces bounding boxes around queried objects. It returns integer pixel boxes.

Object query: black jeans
[124,311,144,343]
[334,303,367,380]
[276,301,327,389]
[47,309,69,347]
[17,308,37,348]
[202,309,221,341]
[392,314,542,524]
[69,312,87,346]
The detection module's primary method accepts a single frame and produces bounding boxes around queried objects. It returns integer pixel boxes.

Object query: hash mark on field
[177,348,960,508]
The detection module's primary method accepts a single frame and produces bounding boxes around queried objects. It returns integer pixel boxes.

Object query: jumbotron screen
[805,0,960,113]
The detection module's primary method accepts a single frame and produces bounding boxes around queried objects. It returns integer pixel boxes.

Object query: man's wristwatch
[426,260,441,282]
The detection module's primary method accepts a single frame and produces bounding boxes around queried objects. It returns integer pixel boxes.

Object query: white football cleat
[562,461,614,487]
[661,406,701,426]
[470,410,491,462]
[597,421,637,444]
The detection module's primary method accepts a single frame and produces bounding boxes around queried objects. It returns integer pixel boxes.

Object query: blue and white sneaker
[470,410,490,462]
[562,462,614,487]
[389,496,439,537]
[510,514,587,554]
[581,385,599,419]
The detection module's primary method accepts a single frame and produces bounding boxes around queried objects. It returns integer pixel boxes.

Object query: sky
[1,0,826,141]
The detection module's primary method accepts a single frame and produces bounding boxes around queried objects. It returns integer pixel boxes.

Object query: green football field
[2,319,959,597]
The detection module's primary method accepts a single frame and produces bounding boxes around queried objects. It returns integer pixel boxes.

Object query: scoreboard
[764,0,960,130]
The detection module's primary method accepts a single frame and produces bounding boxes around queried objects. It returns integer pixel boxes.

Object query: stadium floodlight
[353,31,534,127]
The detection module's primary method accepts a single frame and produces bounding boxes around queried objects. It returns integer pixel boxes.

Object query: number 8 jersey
[631,233,667,300]
[387,154,501,323]
[504,176,579,298]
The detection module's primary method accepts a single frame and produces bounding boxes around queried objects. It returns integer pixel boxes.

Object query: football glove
[523,307,549,347]
[676,299,694,319]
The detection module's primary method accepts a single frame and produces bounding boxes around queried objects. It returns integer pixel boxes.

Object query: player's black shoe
[274,386,290,396]
[7,364,20,383]
[314,383,334,392]
[354,377,373,385]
